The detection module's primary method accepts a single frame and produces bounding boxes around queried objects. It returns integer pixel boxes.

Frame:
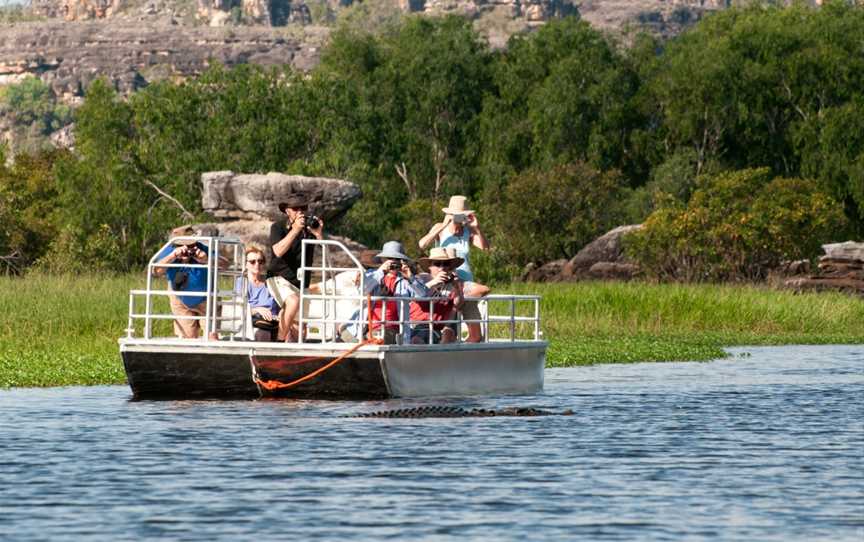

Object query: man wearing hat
[409,247,466,344]
[418,195,490,342]
[360,241,431,344]
[153,225,212,339]
[266,190,324,342]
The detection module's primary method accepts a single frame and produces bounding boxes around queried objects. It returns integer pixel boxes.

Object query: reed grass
[1,274,862,387]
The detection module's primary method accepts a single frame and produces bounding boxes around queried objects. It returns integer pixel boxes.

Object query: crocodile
[347,406,574,418]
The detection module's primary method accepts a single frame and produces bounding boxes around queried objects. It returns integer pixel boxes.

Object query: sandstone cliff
[0,20,326,102]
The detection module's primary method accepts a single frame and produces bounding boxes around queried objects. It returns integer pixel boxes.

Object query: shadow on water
[0,345,862,541]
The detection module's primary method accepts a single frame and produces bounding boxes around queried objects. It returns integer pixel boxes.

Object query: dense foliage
[0,77,72,154]
[1,2,862,280]
[626,168,847,281]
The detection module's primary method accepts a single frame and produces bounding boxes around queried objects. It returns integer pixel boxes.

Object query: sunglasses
[430,261,453,269]
[247,259,265,264]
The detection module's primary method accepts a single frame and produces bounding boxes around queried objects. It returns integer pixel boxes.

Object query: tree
[478,18,644,189]
[485,162,629,265]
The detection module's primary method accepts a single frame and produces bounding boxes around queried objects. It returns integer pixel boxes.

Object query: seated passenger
[409,247,465,344]
[152,225,213,339]
[364,241,430,344]
[236,245,280,342]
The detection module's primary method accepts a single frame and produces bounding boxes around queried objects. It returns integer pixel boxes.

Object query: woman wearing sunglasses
[236,245,281,341]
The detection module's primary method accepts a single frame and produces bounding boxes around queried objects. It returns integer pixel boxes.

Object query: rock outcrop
[520,224,641,282]
[196,171,365,266]
[561,224,641,280]
[783,241,864,297]
[0,21,324,102]
[200,170,362,222]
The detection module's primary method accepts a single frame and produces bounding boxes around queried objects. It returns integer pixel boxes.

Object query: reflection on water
[0,345,862,541]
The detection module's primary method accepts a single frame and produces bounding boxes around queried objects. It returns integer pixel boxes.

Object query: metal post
[533,297,540,341]
[144,262,153,339]
[127,293,135,338]
[510,298,516,342]
[428,299,435,345]
[298,240,306,344]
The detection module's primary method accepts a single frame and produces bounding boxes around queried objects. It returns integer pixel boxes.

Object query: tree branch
[142,179,194,221]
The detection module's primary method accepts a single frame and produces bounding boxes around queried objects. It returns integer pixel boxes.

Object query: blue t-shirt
[234,277,280,315]
[156,243,209,308]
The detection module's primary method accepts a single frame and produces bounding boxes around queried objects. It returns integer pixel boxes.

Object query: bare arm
[152,247,184,277]
[272,219,304,258]
[467,214,490,250]
[418,217,452,250]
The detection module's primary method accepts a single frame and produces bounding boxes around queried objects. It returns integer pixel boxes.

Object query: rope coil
[252,294,384,392]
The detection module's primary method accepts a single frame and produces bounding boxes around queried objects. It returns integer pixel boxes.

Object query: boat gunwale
[119,338,549,356]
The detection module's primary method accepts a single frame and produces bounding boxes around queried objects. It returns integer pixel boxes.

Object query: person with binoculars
[153,225,214,339]
[266,190,324,343]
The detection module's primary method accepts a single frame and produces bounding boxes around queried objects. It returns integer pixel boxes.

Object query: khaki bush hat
[418,247,464,271]
[442,195,474,216]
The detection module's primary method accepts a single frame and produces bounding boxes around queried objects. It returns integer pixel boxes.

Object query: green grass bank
[1,274,862,388]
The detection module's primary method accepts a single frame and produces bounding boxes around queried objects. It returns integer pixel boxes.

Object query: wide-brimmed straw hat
[375,241,412,262]
[418,247,464,271]
[278,190,309,213]
[170,225,197,247]
[441,195,474,216]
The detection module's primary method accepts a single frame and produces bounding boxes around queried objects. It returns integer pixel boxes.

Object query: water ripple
[0,345,862,541]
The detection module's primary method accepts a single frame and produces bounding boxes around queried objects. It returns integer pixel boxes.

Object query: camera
[305,215,321,229]
[388,260,402,271]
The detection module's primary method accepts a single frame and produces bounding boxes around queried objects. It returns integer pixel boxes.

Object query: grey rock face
[201,170,362,222]
[821,241,864,262]
[0,21,321,103]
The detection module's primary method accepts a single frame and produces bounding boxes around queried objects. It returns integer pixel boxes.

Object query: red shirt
[409,287,457,330]
[370,274,401,330]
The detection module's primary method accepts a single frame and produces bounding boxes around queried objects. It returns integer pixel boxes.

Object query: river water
[0,345,862,541]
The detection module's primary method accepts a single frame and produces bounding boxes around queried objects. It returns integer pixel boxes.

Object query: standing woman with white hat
[418,195,491,342]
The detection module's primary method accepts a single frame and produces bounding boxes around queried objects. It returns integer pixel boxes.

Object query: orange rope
[253,294,384,392]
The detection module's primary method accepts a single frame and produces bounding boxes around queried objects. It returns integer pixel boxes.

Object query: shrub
[626,168,848,281]
[484,162,629,266]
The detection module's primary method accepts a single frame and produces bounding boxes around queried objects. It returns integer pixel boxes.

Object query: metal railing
[123,237,543,345]
[298,239,543,345]
[125,236,247,340]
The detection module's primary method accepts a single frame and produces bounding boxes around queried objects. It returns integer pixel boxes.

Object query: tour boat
[119,237,547,400]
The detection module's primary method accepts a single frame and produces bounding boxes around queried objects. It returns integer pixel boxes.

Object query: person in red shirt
[365,241,430,344]
[410,247,466,344]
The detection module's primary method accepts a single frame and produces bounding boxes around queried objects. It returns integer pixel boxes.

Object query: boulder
[586,262,640,281]
[520,259,567,282]
[821,241,864,262]
[783,241,864,297]
[561,224,641,279]
[200,171,362,222]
